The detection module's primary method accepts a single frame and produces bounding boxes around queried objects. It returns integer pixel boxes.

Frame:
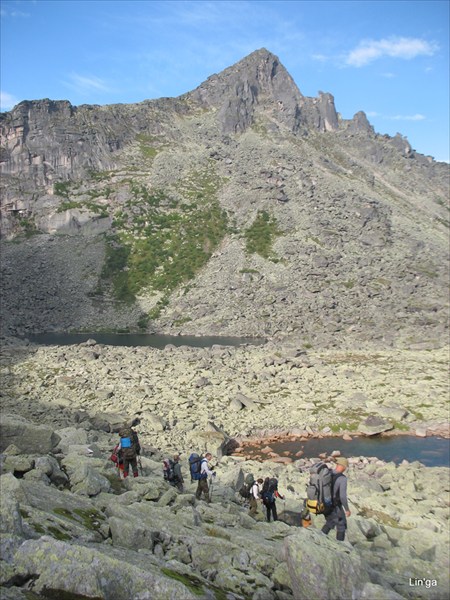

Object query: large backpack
[306,461,336,514]
[239,473,255,499]
[262,477,278,505]
[119,426,137,458]
[189,453,206,481]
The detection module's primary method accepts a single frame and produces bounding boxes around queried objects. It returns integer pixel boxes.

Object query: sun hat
[335,457,349,468]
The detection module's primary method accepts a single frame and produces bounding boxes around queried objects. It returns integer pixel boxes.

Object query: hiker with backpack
[261,477,285,522]
[249,478,264,517]
[118,418,141,478]
[190,452,216,503]
[320,457,351,541]
[163,454,184,491]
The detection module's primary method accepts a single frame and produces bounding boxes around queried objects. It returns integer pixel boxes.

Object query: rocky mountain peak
[186,48,311,133]
[0,48,448,350]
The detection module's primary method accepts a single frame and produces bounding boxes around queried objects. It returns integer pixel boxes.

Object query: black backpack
[262,478,278,505]
[239,473,255,498]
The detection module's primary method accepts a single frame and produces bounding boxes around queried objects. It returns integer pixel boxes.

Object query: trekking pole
[209,476,214,502]
[138,455,143,476]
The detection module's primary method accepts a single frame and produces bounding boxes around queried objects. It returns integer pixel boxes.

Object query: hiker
[261,477,285,522]
[118,418,141,478]
[249,478,264,517]
[163,454,184,491]
[194,452,215,503]
[110,444,124,475]
[172,454,184,491]
[321,456,351,541]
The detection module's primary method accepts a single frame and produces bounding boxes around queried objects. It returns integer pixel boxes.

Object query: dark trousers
[265,501,278,522]
[170,480,184,492]
[123,455,138,477]
[196,478,210,502]
[321,505,347,541]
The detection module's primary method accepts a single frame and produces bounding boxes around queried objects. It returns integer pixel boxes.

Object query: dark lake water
[248,436,450,468]
[26,332,266,349]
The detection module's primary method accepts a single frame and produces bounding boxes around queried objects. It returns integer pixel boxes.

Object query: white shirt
[250,482,260,499]
[200,458,214,477]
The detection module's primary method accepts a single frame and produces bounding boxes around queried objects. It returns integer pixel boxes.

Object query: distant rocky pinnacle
[0,48,448,348]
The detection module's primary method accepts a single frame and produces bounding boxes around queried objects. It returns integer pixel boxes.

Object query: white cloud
[1,7,30,17]
[311,53,328,62]
[10,10,30,17]
[64,73,111,94]
[389,114,426,121]
[366,111,426,122]
[346,37,437,67]
[0,91,19,111]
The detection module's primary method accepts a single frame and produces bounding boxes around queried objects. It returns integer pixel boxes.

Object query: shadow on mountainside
[0,234,142,338]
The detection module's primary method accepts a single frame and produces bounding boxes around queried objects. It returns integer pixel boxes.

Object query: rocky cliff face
[0,48,448,348]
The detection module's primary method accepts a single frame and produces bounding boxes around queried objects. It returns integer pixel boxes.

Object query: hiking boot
[133,471,139,478]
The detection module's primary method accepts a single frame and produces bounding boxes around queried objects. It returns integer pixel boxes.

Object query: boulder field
[0,337,449,599]
[0,412,449,600]
[1,337,448,448]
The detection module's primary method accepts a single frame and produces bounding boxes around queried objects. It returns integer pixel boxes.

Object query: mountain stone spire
[186,48,339,134]
[185,48,301,133]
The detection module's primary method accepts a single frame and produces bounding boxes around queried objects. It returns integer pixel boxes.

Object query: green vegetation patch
[87,169,113,182]
[244,210,281,259]
[57,199,109,217]
[101,168,228,308]
[161,568,205,596]
[53,507,105,531]
[136,133,163,160]
[46,525,72,541]
[54,180,72,197]
[17,217,39,238]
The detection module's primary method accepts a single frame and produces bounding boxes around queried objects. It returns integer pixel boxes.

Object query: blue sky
[1,0,449,162]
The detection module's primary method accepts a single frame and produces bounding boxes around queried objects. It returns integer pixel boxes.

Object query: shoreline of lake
[23,331,267,349]
[232,432,450,467]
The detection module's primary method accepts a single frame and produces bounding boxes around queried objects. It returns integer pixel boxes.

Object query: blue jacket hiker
[118,418,141,478]
[194,452,215,503]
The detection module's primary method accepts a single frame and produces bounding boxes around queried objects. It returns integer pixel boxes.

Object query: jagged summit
[188,47,302,103]
[186,48,320,133]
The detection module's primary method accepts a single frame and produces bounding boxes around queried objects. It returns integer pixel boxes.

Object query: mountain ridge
[0,49,448,349]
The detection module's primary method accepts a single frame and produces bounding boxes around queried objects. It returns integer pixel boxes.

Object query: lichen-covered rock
[12,536,204,599]
[361,582,405,599]
[0,414,60,454]
[54,426,88,453]
[358,416,394,436]
[285,528,370,600]
[0,494,23,537]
